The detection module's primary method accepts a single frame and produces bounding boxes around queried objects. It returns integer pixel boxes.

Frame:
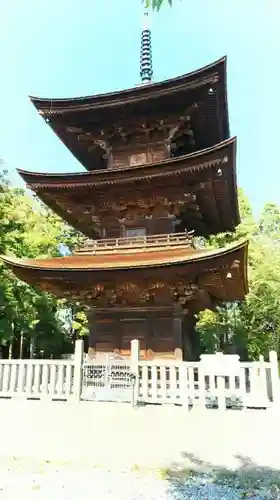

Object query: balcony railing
[74,231,195,255]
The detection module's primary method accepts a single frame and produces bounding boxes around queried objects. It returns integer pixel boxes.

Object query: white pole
[269,350,280,409]
[72,339,84,403]
[130,339,140,406]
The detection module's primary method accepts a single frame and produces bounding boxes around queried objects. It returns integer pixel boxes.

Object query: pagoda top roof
[29,57,229,173]
[30,57,227,115]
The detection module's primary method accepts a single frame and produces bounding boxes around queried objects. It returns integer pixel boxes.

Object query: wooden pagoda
[2,20,248,360]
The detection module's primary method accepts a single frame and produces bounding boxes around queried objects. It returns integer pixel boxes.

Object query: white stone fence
[0,339,279,410]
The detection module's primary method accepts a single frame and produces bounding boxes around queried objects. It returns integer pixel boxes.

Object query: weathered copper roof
[1,240,248,303]
[17,138,239,238]
[1,243,243,270]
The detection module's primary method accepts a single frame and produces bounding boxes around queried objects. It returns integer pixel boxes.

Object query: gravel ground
[0,462,278,500]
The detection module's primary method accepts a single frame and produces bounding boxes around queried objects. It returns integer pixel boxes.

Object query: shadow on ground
[163,453,280,499]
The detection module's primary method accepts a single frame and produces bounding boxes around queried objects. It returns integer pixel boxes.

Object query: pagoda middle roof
[18,138,239,238]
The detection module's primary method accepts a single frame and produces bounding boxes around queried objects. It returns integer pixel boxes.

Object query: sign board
[200,352,240,376]
[83,387,132,403]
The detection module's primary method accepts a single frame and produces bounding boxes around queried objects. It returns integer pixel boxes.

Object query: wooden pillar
[183,311,199,361]
[146,310,154,360]
[145,215,154,235]
[173,305,183,361]
[87,308,97,359]
[119,223,126,238]
[115,314,122,353]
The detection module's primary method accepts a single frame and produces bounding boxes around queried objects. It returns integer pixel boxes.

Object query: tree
[144,0,173,11]
[197,192,280,360]
[0,163,75,358]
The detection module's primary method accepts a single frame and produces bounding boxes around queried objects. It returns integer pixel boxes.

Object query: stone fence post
[130,339,140,406]
[72,339,84,403]
[269,350,280,408]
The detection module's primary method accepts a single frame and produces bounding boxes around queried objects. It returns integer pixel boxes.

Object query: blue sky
[0,0,279,213]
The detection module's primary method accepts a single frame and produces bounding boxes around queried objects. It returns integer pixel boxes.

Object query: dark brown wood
[87,308,97,358]
[19,138,238,238]
[85,306,203,360]
[183,312,199,361]
[30,57,229,173]
[87,307,185,360]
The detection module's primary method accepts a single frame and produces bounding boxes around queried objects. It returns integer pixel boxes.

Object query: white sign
[200,352,240,376]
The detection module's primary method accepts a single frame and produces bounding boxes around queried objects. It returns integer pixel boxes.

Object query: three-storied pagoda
[2,13,248,360]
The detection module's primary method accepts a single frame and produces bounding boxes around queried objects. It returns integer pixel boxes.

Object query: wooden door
[120,319,147,359]
[148,317,176,359]
[95,319,119,352]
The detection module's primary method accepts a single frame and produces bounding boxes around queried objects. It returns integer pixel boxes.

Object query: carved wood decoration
[64,102,202,170]
[26,276,209,309]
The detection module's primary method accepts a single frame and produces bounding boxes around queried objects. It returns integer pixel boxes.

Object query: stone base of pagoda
[86,306,200,361]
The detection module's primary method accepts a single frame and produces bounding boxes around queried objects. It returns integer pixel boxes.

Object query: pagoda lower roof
[2,241,248,307]
[18,138,239,238]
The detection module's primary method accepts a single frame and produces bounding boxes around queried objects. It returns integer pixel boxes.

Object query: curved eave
[1,240,248,272]
[30,57,227,114]
[17,137,236,187]
[1,241,249,303]
[17,137,239,237]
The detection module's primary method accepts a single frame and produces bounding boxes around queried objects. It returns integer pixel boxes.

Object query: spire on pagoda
[140,8,153,84]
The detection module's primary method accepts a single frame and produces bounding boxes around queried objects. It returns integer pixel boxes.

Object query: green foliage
[71,310,89,338]
[0,163,76,358]
[197,189,280,360]
[144,0,173,11]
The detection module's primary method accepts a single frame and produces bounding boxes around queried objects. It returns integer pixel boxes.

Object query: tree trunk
[19,331,24,359]
[30,335,35,359]
[9,321,14,359]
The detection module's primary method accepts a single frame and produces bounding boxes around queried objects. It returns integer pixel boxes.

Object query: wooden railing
[75,231,195,255]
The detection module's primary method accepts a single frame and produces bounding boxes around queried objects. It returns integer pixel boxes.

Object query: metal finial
[140,8,153,84]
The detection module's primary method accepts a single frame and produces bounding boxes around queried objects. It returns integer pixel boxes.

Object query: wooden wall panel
[91,309,185,360]
[147,218,174,235]
[95,319,119,352]
[112,145,167,169]
[121,321,146,349]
